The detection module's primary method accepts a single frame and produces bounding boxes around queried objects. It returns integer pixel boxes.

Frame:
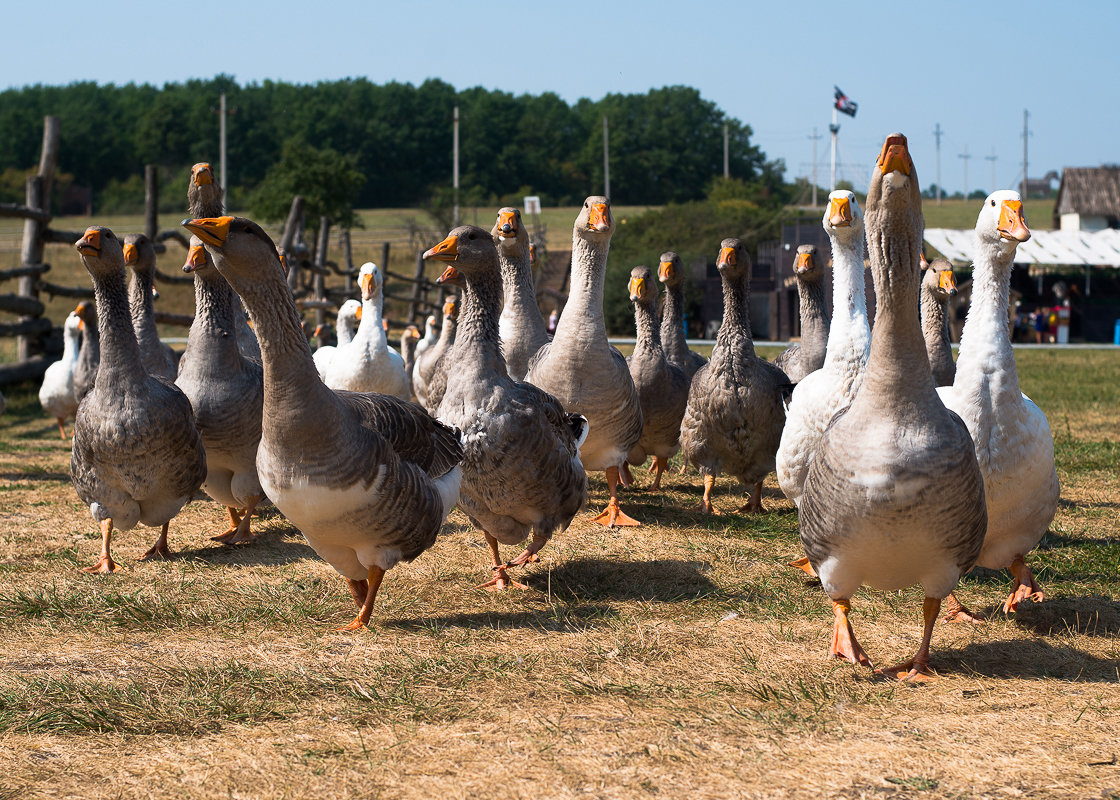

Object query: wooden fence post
[313,217,331,328]
[17,175,45,361]
[408,250,426,324]
[340,229,354,294]
[144,165,159,241]
[279,196,304,292]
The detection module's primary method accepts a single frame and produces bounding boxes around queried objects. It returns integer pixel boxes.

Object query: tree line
[0,75,788,216]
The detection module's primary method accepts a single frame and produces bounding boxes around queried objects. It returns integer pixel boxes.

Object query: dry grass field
[0,345,1117,799]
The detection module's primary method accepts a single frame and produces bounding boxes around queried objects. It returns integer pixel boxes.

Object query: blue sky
[4,0,1116,198]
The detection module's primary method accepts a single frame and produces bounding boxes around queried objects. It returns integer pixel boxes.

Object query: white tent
[924,228,1120,267]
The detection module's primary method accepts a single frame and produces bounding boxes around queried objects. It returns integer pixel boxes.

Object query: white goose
[39,311,83,439]
[323,263,410,400]
[776,191,869,516]
[313,299,361,381]
[937,191,1059,620]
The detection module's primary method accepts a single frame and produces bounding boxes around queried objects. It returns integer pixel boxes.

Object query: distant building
[1053,166,1120,231]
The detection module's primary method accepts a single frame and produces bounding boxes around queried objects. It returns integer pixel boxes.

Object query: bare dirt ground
[0,349,1117,800]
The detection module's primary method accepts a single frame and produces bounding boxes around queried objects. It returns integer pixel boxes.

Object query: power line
[933,123,943,204]
[985,148,998,192]
[958,144,971,199]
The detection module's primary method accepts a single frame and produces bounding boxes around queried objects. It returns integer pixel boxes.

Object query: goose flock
[38,137,1059,676]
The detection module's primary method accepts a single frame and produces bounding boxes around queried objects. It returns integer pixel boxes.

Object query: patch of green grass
[885,775,940,791]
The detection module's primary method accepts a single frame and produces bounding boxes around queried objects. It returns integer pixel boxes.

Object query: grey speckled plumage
[625,266,688,489]
[176,237,265,541]
[72,301,100,402]
[183,214,463,626]
[493,207,550,382]
[428,226,586,582]
[680,239,790,513]
[414,296,458,412]
[657,252,707,379]
[772,244,829,384]
[920,255,958,387]
[70,227,206,571]
[123,233,177,383]
[798,134,985,677]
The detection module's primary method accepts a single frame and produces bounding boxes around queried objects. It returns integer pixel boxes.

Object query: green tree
[250,138,365,231]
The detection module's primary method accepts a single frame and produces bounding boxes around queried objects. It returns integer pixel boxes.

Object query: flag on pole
[834,86,858,118]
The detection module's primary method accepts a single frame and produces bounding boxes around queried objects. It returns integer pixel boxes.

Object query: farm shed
[1053,166,1120,232]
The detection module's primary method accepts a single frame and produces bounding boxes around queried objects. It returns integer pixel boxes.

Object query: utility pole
[1021,109,1030,200]
[958,145,971,200]
[809,127,822,207]
[933,122,943,204]
[723,123,729,179]
[603,115,610,199]
[985,147,998,192]
[219,93,228,211]
[453,105,459,227]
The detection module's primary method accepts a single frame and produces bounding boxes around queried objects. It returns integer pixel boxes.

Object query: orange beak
[794,251,813,274]
[998,200,1031,242]
[587,202,610,232]
[938,269,958,295]
[529,243,537,264]
[717,246,736,269]
[192,163,214,186]
[628,276,645,300]
[658,260,675,282]
[354,306,363,321]
[183,243,208,273]
[75,228,101,256]
[496,210,518,238]
[828,196,852,227]
[436,266,460,285]
[359,271,375,295]
[181,216,233,248]
[876,134,913,176]
[442,298,457,316]
[424,234,459,262]
[122,242,138,265]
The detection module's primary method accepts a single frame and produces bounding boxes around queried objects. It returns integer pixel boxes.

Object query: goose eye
[990,199,996,207]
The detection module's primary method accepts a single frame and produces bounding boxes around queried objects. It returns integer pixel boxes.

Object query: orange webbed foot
[789,556,818,577]
[592,498,641,528]
[475,565,529,592]
[943,593,985,624]
[81,555,120,574]
[1003,558,1044,613]
[876,658,938,683]
[138,541,171,561]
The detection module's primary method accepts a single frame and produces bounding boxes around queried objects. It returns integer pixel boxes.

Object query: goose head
[181,236,220,279]
[491,208,529,258]
[63,310,82,338]
[188,162,223,216]
[423,315,438,339]
[122,233,157,280]
[337,298,363,331]
[628,265,656,306]
[975,190,1031,260]
[792,244,823,285]
[574,196,614,243]
[75,300,96,331]
[865,134,922,277]
[180,216,286,290]
[867,133,921,219]
[658,251,685,289]
[426,225,497,293]
[716,238,751,282]
[402,325,421,343]
[921,255,958,299]
[823,190,864,247]
[358,262,382,301]
[75,226,126,280]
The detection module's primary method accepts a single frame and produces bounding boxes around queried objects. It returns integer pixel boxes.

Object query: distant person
[547,308,559,334]
[1033,307,1047,344]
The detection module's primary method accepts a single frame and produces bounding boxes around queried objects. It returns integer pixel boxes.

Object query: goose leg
[830,598,873,668]
[81,518,120,574]
[878,597,940,682]
[56,418,68,440]
[338,566,385,631]
[592,466,641,527]
[649,456,666,492]
[347,576,369,607]
[619,461,635,489]
[139,522,171,561]
[212,495,262,545]
[211,507,243,543]
[476,532,529,591]
[734,481,766,514]
[506,533,546,569]
[693,474,721,515]
[788,556,818,577]
[942,592,984,623]
[1004,556,1044,613]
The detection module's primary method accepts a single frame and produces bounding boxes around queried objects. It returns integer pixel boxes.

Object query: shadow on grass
[0,471,71,483]
[523,557,722,602]
[1013,595,1120,638]
[174,523,319,567]
[936,637,1120,682]
[387,603,617,633]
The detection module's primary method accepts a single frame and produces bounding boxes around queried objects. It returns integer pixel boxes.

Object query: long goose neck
[713,273,756,364]
[956,240,1019,392]
[127,269,162,355]
[232,272,337,420]
[921,284,952,357]
[456,268,507,377]
[660,283,689,361]
[633,299,663,358]
[62,325,80,362]
[861,225,933,401]
[498,247,545,331]
[355,294,387,351]
[188,272,245,371]
[798,278,829,366]
[93,271,147,388]
[553,234,608,346]
[824,236,869,366]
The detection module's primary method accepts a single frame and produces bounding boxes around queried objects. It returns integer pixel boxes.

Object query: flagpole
[829,105,839,191]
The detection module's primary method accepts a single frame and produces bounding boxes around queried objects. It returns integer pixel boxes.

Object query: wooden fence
[0,116,449,387]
